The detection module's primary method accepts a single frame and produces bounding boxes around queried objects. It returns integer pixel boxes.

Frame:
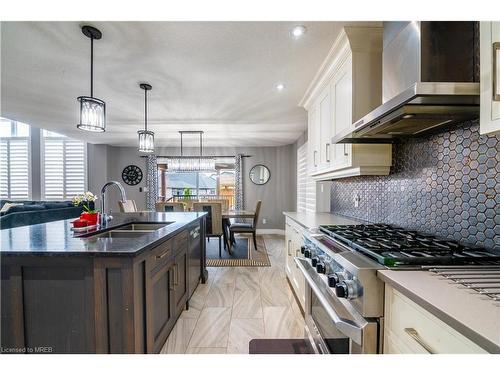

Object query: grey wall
[330,120,499,250]
[88,144,297,229]
[29,125,41,200]
[87,144,110,210]
[105,146,148,214]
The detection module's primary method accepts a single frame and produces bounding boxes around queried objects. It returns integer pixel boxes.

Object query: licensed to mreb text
[1,346,53,353]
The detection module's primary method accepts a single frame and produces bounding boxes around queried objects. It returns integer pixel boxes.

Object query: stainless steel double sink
[86,222,173,239]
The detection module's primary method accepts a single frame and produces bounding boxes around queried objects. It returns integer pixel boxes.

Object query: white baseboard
[256,229,285,235]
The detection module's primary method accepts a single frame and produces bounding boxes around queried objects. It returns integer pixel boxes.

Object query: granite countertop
[283,211,364,229]
[0,212,206,257]
[378,270,500,353]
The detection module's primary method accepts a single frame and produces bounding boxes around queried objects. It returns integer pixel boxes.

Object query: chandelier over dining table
[166,131,215,172]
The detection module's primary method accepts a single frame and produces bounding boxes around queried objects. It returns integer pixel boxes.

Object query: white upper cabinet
[480,22,500,135]
[318,85,332,170]
[331,57,353,169]
[300,26,392,180]
[307,106,318,173]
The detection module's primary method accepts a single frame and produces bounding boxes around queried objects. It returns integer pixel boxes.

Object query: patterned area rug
[206,234,271,267]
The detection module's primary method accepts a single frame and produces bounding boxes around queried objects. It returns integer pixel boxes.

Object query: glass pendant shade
[77,26,106,133]
[77,96,106,132]
[138,130,155,153]
[167,157,215,171]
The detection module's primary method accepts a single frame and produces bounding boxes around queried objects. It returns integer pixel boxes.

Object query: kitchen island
[0,212,207,354]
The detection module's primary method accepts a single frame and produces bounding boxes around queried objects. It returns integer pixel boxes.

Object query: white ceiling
[1,21,376,147]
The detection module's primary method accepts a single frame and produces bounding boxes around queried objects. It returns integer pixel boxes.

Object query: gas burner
[319,224,500,268]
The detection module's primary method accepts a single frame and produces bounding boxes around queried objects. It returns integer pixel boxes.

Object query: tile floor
[161,234,307,354]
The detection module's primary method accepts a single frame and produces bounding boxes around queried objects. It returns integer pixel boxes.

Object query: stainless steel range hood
[332,21,479,144]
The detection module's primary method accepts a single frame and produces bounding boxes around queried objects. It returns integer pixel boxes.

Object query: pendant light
[77,25,106,132]
[138,83,154,153]
[167,131,215,171]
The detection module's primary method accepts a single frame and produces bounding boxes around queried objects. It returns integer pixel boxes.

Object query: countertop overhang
[0,212,207,257]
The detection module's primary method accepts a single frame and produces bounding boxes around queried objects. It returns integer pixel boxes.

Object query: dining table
[221,210,255,251]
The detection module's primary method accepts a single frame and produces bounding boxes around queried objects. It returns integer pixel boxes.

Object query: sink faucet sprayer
[100,181,127,226]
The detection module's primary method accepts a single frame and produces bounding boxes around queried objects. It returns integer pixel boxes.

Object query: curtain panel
[145,154,158,210]
[234,154,244,213]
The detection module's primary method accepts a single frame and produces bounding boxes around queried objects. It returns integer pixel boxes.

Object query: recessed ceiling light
[290,25,307,39]
[276,83,285,91]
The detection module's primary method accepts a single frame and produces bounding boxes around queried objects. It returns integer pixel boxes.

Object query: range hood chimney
[332,21,479,144]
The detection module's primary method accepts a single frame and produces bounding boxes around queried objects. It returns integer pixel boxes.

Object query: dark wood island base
[1,212,207,354]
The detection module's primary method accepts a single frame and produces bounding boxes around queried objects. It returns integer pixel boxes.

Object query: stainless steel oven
[296,257,380,354]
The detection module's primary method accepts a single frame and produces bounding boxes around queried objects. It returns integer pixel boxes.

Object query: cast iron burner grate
[319,224,500,268]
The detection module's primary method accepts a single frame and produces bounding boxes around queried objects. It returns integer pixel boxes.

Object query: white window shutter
[0,138,30,199]
[297,142,316,213]
[43,135,86,200]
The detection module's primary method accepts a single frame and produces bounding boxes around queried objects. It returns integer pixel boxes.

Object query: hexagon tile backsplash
[330,119,500,250]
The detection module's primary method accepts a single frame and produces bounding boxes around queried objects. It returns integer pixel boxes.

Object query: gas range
[297,224,500,354]
[319,224,500,268]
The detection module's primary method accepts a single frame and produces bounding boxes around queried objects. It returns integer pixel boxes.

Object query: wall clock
[122,165,143,186]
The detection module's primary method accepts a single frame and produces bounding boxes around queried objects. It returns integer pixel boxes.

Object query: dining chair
[155,202,185,212]
[229,200,262,251]
[176,198,198,211]
[200,198,230,212]
[192,202,225,257]
[118,200,138,213]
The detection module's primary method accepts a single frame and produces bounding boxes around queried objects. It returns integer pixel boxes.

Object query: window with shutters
[297,142,316,213]
[42,130,87,200]
[0,118,31,200]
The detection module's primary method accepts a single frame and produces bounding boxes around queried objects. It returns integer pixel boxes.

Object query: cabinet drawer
[173,230,188,252]
[385,286,486,354]
[149,239,174,275]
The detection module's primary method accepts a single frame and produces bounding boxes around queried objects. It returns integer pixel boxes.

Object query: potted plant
[72,192,99,226]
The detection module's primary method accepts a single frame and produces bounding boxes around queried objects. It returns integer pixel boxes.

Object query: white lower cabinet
[284,218,305,310]
[383,285,486,354]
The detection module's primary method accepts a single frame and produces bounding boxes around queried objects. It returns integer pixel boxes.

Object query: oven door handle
[295,257,364,346]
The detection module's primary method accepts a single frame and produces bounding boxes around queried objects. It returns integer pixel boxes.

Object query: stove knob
[300,246,306,255]
[327,272,343,287]
[335,283,347,298]
[316,262,325,274]
[304,248,311,258]
[311,257,319,267]
[336,280,362,300]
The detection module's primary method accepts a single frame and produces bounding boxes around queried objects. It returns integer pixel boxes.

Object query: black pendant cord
[144,88,148,132]
[90,36,94,98]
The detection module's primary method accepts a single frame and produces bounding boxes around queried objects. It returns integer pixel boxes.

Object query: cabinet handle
[155,250,170,260]
[313,151,318,167]
[326,143,330,162]
[404,328,436,354]
[493,42,500,101]
[169,273,174,291]
[343,144,349,156]
[287,240,292,256]
[173,263,179,286]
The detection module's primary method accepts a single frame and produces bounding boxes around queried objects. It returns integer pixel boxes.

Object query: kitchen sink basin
[89,231,150,239]
[114,222,172,231]
[82,222,173,239]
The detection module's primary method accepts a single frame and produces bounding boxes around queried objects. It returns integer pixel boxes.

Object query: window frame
[40,130,88,201]
[0,119,32,200]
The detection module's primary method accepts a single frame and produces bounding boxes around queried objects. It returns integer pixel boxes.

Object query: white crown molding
[299,30,350,110]
[299,26,383,111]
